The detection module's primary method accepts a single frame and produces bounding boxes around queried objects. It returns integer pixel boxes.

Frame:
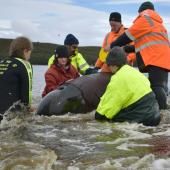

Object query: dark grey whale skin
[36,73,112,116]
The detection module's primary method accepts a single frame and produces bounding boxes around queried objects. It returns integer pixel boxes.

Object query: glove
[123,45,135,53]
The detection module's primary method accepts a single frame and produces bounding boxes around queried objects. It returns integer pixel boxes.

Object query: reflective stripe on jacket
[96,65,152,119]
[125,9,170,70]
[95,26,125,68]
[16,58,33,104]
[48,52,89,75]
[71,52,89,74]
[95,25,136,70]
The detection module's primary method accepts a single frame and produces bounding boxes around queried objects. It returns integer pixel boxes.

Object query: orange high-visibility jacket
[95,25,135,72]
[125,9,170,70]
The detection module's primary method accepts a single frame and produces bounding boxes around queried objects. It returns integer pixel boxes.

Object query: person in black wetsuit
[0,36,33,120]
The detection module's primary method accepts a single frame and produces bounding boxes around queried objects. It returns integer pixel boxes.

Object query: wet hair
[9,36,33,58]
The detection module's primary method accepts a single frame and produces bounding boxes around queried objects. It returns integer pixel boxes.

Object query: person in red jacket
[42,45,79,97]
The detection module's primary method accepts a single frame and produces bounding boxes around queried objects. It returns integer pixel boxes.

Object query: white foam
[152,158,170,169]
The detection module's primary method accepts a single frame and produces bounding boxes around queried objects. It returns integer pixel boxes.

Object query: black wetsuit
[0,57,32,118]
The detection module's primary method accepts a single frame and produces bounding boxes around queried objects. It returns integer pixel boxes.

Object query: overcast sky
[0,0,170,46]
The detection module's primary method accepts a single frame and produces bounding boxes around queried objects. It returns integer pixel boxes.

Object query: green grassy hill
[0,38,100,65]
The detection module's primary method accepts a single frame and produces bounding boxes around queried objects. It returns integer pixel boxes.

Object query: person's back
[0,36,33,118]
[0,58,26,113]
[95,47,160,126]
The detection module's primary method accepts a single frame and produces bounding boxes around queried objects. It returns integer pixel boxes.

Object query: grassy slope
[0,38,100,65]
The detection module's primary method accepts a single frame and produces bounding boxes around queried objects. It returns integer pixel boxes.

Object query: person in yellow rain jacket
[109,2,170,109]
[95,46,160,126]
[95,12,136,72]
[48,34,97,75]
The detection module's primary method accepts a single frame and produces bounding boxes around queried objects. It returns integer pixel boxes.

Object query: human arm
[95,58,104,69]
[95,75,124,120]
[110,14,152,49]
[110,33,132,48]
[44,72,61,94]
[123,45,135,53]
[76,53,90,74]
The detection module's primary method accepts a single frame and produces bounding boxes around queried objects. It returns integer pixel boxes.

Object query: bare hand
[104,45,111,52]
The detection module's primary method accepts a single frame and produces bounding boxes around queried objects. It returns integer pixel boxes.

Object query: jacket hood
[140,9,163,24]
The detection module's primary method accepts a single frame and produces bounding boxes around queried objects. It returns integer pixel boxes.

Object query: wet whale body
[37,73,111,116]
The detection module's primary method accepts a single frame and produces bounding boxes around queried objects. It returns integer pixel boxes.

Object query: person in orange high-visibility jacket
[95,12,136,72]
[109,1,170,109]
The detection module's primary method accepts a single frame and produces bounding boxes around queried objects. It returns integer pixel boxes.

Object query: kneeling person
[95,46,160,126]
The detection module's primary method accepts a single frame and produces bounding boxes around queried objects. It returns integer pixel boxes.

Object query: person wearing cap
[109,1,170,109]
[95,12,136,72]
[42,45,79,97]
[0,36,33,119]
[95,46,160,126]
[48,34,93,75]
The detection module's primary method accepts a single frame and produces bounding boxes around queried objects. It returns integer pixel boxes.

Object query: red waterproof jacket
[42,64,79,97]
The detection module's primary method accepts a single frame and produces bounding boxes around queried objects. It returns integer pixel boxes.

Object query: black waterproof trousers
[147,66,168,109]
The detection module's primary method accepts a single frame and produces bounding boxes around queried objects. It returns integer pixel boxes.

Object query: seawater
[0,65,170,170]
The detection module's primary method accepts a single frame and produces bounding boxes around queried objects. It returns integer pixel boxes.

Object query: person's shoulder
[76,52,84,58]
[46,64,57,73]
[0,57,22,68]
[0,57,12,64]
[13,58,31,71]
[0,58,13,72]
[45,66,60,79]
[105,31,112,37]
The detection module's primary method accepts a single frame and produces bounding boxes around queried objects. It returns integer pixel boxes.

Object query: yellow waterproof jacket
[48,52,89,75]
[96,65,152,119]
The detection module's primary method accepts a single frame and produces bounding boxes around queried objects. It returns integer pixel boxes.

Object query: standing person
[48,34,93,75]
[109,1,170,109]
[95,47,160,126]
[95,12,136,72]
[0,36,33,119]
[42,45,79,97]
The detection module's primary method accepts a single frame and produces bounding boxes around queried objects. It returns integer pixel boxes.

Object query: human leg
[148,66,168,109]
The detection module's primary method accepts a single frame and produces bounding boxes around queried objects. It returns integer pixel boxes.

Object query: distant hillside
[0,38,100,65]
